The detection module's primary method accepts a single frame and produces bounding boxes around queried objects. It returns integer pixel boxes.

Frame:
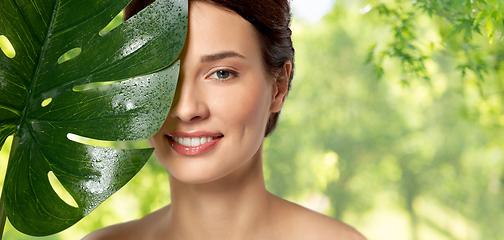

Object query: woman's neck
[164,148,273,239]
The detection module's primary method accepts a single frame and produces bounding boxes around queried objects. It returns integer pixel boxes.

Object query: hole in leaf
[57,47,82,64]
[73,80,121,92]
[99,10,124,36]
[0,136,14,184]
[48,171,78,208]
[1,135,13,152]
[0,35,16,58]
[67,133,150,149]
[41,98,52,107]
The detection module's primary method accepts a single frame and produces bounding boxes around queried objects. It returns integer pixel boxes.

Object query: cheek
[212,80,271,133]
[147,136,156,148]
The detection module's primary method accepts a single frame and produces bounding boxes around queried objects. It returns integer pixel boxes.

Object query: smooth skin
[84,2,366,240]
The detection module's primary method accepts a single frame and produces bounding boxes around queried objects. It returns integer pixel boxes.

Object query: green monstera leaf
[0,0,187,236]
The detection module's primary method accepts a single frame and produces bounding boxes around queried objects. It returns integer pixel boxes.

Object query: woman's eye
[209,70,233,80]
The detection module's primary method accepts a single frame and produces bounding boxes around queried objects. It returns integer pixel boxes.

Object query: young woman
[85,0,366,239]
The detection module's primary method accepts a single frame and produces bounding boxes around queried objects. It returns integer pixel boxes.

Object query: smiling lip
[167,131,223,156]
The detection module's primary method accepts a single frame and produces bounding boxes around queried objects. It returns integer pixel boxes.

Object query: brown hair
[125,0,295,137]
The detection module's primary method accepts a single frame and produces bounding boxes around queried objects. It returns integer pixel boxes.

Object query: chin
[166,164,233,185]
[170,173,214,185]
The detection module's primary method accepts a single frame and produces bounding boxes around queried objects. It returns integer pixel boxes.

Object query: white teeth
[174,137,216,147]
[183,138,191,146]
[191,138,200,146]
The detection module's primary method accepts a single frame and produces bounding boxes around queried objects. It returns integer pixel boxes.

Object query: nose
[169,74,210,122]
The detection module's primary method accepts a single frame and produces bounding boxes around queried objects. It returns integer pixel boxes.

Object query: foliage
[367,0,504,85]
[0,0,186,236]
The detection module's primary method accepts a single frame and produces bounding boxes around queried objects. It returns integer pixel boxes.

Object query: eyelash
[208,69,238,81]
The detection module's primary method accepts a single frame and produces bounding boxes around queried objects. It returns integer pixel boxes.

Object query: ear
[270,60,292,113]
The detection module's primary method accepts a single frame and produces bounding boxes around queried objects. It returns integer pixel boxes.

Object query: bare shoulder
[270,195,366,240]
[81,219,140,240]
[82,205,170,240]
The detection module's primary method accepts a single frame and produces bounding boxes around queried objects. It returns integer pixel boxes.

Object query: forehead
[185,2,261,61]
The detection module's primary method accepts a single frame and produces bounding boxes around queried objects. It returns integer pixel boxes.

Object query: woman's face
[147,2,285,184]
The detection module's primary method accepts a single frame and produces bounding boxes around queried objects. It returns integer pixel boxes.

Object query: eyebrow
[201,51,246,62]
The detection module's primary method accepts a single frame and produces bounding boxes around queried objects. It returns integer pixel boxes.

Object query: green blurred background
[1,0,503,239]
